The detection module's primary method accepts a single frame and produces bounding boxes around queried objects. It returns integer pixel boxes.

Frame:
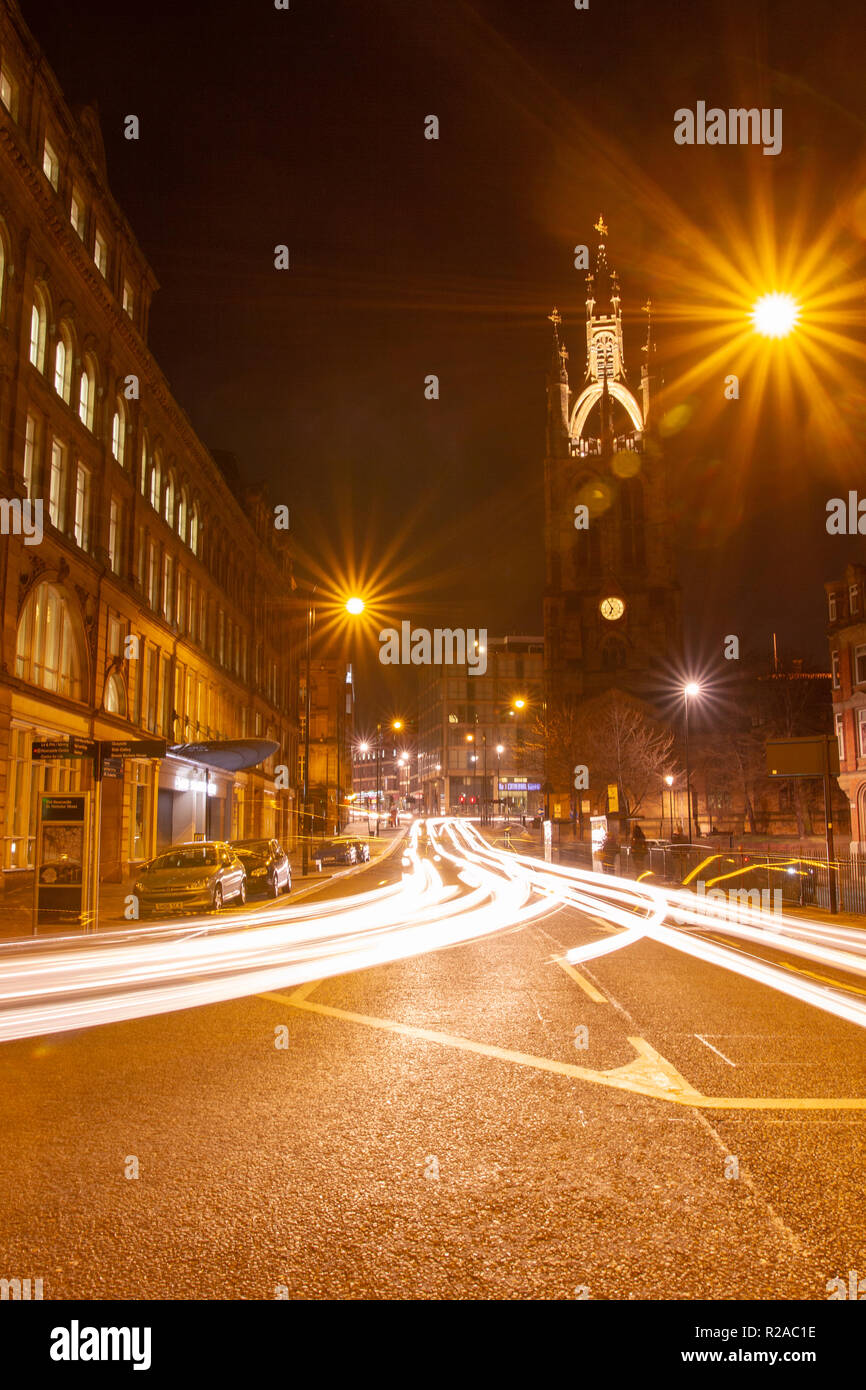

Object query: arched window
[103,669,127,716]
[111,398,126,466]
[78,354,96,431]
[150,451,162,512]
[189,502,200,556]
[15,582,85,701]
[139,435,149,496]
[176,488,188,543]
[163,470,175,527]
[29,288,47,372]
[620,478,646,569]
[54,325,73,402]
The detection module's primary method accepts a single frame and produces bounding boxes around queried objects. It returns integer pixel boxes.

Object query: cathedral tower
[543,217,682,710]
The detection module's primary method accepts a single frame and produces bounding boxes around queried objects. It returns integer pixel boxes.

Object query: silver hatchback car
[133,841,246,916]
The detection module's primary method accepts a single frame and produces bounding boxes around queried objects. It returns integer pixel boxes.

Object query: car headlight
[251,867,267,877]
[133,882,144,895]
[187,878,212,890]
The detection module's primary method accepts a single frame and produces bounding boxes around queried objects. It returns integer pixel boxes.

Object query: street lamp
[683,683,701,843]
[345,596,365,615]
[664,773,674,840]
[751,293,799,339]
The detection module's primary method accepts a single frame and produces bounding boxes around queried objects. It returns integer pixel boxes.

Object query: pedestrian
[630,821,648,877]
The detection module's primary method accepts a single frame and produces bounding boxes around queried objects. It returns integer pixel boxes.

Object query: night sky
[22,0,866,717]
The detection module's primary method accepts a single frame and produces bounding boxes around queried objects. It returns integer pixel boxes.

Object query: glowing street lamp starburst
[751,292,799,339]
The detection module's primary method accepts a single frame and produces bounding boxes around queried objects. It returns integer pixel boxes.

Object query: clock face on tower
[599,596,625,621]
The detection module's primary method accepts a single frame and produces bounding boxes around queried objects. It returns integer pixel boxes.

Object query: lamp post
[300,588,318,875]
[683,683,701,843]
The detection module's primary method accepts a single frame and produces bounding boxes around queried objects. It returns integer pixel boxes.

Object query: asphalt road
[1,826,864,1300]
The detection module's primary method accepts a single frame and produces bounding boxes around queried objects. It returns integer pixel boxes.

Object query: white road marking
[695,1034,737,1067]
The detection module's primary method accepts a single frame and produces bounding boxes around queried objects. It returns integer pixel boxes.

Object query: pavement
[0,816,863,1300]
[0,823,406,941]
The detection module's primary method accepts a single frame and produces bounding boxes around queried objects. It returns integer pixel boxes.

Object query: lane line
[261,990,866,1110]
[779,960,866,998]
[695,1034,737,1067]
[553,955,608,1003]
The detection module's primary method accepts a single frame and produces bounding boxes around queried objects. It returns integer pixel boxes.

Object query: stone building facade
[0,0,299,888]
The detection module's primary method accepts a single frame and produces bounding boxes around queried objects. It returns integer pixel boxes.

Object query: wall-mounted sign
[32,737,96,761]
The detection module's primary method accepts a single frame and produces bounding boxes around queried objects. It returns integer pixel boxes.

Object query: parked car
[231,838,291,897]
[314,837,357,866]
[133,841,246,915]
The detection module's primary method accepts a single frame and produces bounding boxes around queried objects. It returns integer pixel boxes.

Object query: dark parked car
[231,838,291,897]
[314,837,357,866]
[133,841,246,915]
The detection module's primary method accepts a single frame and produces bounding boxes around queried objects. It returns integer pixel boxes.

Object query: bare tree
[525,691,674,821]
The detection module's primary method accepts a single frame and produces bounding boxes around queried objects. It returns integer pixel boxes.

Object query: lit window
[829,592,837,622]
[108,497,121,573]
[162,552,174,622]
[163,471,175,526]
[139,438,148,496]
[122,280,134,318]
[93,228,107,277]
[78,358,95,430]
[54,331,72,402]
[150,454,162,512]
[856,645,866,686]
[189,503,200,555]
[147,541,159,610]
[858,708,866,759]
[832,650,841,689]
[15,582,84,700]
[104,670,126,716]
[42,136,59,189]
[70,187,85,238]
[176,489,187,542]
[48,440,66,530]
[0,65,18,117]
[836,712,845,763]
[111,402,125,466]
[29,294,47,371]
[73,463,90,550]
[850,584,860,616]
[23,414,37,497]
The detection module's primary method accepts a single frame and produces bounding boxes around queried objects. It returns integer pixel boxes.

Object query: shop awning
[167,739,280,773]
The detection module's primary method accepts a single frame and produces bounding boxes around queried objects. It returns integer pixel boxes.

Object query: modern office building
[417,636,544,817]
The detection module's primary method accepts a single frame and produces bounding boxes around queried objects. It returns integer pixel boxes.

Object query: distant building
[0,0,299,888]
[827,563,866,852]
[417,636,544,817]
[352,731,415,821]
[301,658,354,837]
